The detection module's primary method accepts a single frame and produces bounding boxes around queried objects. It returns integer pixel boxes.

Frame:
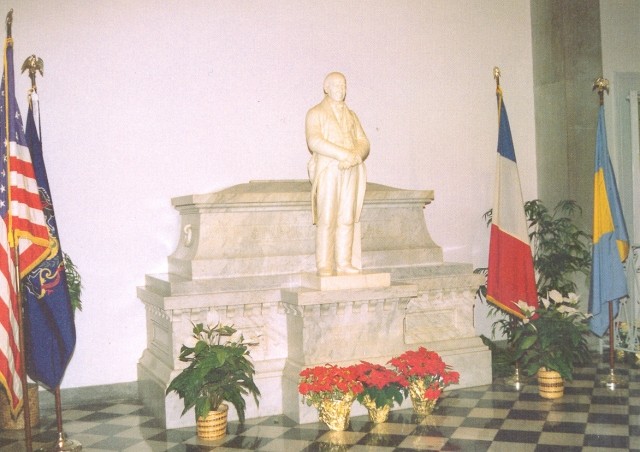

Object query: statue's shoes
[336,265,360,275]
[317,268,333,277]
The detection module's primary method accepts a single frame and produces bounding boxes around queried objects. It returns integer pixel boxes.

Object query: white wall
[5,0,536,389]
[600,0,640,75]
[600,0,640,242]
[600,0,640,162]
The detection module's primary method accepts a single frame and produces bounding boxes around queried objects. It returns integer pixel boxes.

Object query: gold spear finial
[21,55,44,93]
[5,9,12,39]
[592,77,609,105]
[493,66,501,89]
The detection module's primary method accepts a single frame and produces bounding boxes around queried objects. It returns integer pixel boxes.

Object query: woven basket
[538,368,564,399]
[196,403,228,440]
[0,383,39,429]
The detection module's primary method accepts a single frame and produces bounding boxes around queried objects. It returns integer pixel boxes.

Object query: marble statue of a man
[305,72,370,276]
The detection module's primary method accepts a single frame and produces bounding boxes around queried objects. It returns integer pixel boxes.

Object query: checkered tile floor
[1,355,639,451]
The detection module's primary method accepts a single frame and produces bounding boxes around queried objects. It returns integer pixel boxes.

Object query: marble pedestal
[137,180,489,428]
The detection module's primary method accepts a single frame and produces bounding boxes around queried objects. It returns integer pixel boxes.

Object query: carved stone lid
[172,180,434,211]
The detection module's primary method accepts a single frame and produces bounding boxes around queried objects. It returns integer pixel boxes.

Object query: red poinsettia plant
[352,361,408,409]
[389,347,460,400]
[298,364,364,407]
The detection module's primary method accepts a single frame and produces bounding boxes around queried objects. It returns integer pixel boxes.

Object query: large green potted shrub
[521,199,591,296]
[481,199,591,297]
[166,322,260,440]
[479,199,592,379]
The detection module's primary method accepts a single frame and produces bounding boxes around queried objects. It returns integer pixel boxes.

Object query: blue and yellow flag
[588,105,629,337]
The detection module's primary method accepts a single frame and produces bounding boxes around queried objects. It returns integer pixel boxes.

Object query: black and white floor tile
[1,355,638,451]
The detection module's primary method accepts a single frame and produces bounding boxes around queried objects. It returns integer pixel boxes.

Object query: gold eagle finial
[592,77,609,105]
[22,55,44,92]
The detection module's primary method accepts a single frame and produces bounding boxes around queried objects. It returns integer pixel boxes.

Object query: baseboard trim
[38,381,139,410]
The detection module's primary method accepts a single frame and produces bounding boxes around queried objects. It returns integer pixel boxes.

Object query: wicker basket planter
[0,383,39,429]
[537,368,564,399]
[196,403,228,440]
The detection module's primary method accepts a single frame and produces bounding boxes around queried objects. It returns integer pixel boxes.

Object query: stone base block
[137,180,490,428]
[300,272,391,291]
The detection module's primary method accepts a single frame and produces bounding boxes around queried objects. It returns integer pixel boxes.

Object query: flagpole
[14,249,33,452]
[503,316,526,390]
[493,67,527,391]
[593,77,628,390]
[3,9,35,451]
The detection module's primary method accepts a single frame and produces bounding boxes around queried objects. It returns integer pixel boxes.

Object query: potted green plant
[511,290,590,398]
[166,322,260,440]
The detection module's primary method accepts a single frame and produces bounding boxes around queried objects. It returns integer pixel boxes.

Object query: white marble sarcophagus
[137,180,490,428]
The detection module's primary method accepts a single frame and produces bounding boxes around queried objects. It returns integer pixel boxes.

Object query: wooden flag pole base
[35,388,81,451]
[504,315,527,391]
[36,432,82,452]
[599,301,628,390]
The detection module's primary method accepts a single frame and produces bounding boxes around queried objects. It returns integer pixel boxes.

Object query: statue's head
[323,72,346,102]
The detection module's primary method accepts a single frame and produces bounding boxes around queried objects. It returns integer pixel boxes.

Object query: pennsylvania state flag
[21,98,76,388]
[588,105,629,337]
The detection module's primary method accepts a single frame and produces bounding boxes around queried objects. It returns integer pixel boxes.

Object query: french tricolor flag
[486,87,538,318]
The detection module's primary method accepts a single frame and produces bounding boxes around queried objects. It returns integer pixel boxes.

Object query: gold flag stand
[503,365,527,391]
[592,77,628,391]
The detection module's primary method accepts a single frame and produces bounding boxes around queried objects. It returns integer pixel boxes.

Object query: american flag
[0,37,50,415]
